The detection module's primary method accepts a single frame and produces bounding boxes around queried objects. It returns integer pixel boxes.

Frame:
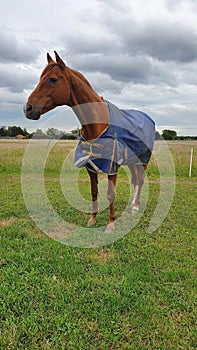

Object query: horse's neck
[67,69,109,140]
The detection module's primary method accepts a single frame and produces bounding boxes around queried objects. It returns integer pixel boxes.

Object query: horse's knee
[139,175,145,187]
[107,188,116,203]
[136,164,145,180]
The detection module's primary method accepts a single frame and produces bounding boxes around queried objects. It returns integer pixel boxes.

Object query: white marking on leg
[132,185,139,207]
[132,205,139,213]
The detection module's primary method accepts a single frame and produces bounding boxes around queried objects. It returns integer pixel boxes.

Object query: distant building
[16,134,26,139]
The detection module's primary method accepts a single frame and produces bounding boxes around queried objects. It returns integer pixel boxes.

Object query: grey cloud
[0,64,37,92]
[84,72,123,94]
[60,32,121,56]
[0,28,40,63]
[93,3,197,64]
[66,52,181,88]
[166,0,197,12]
[63,47,154,84]
[0,0,196,136]
[124,22,197,63]
[59,7,197,89]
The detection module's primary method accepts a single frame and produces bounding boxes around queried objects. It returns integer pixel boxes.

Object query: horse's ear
[47,53,54,63]
[54,51,66,70]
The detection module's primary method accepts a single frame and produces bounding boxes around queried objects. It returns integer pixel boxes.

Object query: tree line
[0,126,196,140]
[155,129,197,140]
[0,126,79,140]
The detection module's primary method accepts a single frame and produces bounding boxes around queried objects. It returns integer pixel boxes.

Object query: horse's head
[24,51,71,120]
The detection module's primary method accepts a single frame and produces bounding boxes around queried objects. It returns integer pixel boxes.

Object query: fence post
[189,148,193,178]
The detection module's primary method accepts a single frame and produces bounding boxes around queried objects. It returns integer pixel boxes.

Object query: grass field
[0,139,197,349]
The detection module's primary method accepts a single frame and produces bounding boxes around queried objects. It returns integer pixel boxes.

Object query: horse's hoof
[105,223,115,233]
[132,205,139,213]
[87,220,96,226]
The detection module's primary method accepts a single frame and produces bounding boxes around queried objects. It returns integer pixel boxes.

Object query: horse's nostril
[26,104,33,113]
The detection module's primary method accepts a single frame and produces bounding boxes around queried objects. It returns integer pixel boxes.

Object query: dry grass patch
[86,249,117,264]
[0,217,17,227]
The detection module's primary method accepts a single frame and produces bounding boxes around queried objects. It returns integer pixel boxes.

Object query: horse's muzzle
[24,103,41,120]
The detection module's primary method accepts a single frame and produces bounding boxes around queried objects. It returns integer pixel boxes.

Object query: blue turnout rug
[74,101,155,175]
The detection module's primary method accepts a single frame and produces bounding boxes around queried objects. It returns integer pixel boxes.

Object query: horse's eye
[50,77,57,83]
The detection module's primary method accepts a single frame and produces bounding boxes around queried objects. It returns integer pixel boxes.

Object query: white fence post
[189,148,193,178]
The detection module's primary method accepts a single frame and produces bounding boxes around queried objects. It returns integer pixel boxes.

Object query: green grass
[0,140,197,349]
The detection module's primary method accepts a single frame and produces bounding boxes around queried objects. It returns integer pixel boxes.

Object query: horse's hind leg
[129,163,146,212]
[87,169,98,225]
[106,174,117,232]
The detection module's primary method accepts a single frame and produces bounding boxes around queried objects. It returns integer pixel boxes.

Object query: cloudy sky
[0,0,197,135]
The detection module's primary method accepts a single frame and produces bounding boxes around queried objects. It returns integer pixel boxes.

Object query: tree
[23,128,32,138]
[60,133,78,140]
[155,131,161,140]
[0,126,7,137]
[33,129,48,139]
[162,129,177,140]
[71,127,80,136]
[7,126,24,137]
[46,127,63,139]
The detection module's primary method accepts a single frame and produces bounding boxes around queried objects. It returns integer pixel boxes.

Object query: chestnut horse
[24,51,155,233]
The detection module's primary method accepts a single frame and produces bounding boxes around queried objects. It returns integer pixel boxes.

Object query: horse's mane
[70,68,93,89]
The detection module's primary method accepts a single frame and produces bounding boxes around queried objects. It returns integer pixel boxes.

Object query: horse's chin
[25,114,41,120]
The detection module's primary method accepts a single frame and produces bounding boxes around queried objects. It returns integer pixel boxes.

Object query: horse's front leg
[87,169,98,226]
[106,174,117,232]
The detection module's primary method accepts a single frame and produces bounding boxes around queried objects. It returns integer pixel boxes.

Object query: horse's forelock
[40,63,62,79]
